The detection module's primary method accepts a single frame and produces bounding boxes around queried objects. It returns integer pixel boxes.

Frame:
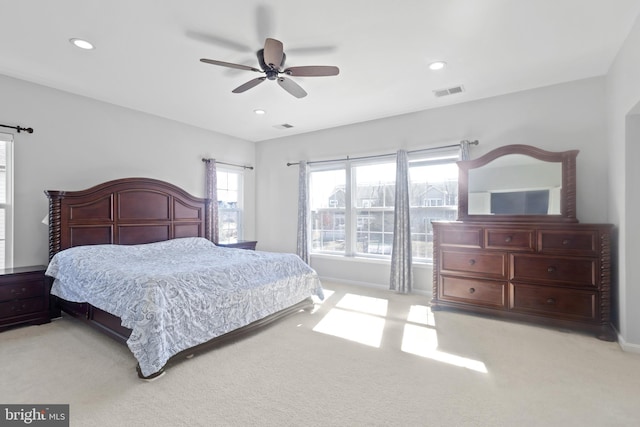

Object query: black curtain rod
[201,158,254,170]
[285,140,479,166]
[0,123,34,134]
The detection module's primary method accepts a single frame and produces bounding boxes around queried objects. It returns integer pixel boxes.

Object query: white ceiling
[2,1,639,142]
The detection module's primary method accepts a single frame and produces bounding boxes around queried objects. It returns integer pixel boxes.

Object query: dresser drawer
[442,250,507,278]
[511,254,596,287]
[0,297,45,318]
[440,276,507,308]
[510,283,597,321]
[485,228,535,251]
[538,229,599,256]
[0,279,44,301]
[438,226,483,248]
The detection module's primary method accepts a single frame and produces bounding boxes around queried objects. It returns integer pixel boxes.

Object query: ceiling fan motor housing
[257,48,286,77]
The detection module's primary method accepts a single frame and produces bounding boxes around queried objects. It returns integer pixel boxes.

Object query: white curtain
[390,150,412,293]
[460,139,472,160]
[296,161,310,264]
[204,159,219,243]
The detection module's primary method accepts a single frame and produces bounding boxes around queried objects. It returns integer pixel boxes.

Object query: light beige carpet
[1,281,639,427]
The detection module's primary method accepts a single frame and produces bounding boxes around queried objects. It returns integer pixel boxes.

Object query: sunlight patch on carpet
[335,293,388,316]
[407,304,436,326]
[401,324,488,373]
[312,293,388,347]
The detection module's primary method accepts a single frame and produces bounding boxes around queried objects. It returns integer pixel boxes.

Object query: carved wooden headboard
[45,177,210,260]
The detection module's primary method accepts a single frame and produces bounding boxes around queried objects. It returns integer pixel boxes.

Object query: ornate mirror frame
[457,144,579,223]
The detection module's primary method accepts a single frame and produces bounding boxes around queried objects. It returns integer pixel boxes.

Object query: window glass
[308,149,459,262]
[353,162,395,256]
[310,168,346,254]
[217,169,242,243]
[0,134,12,268]
[409,161,459,260]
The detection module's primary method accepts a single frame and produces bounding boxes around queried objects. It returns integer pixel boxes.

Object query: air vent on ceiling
[274,123,294,129]
[433,85,465,98]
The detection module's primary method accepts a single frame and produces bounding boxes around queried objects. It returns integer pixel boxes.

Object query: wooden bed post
[45,190,64,261]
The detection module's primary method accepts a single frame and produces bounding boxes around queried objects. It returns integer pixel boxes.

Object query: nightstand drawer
[510,283,597,321]
[0,297,46,318]
[0,266,50,330]
[440,276,507,308]
[0,279,44,301]
[511,254,596,286]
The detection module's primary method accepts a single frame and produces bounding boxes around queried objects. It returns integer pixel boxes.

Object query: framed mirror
[457,144,579,223]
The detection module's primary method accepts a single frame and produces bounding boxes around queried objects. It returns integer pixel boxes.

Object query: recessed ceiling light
[253,109,266,115]
[69,38,95,50]
[429,61,447,71]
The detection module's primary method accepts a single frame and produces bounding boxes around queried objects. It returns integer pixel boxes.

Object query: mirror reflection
[467,154,562,215]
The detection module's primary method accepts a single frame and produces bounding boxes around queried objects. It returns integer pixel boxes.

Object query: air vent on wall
[274,123,294,129]
[433,85,465,97]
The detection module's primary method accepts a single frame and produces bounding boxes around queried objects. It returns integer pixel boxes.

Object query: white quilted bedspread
[46,237,324,377]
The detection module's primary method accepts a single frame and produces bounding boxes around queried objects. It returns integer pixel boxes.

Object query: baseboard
[318,275,432,297]
[617,333,640,354]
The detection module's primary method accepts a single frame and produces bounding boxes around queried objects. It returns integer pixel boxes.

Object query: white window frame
[309,147,460,263]
[0,133,14,269]
[216,167,244,243]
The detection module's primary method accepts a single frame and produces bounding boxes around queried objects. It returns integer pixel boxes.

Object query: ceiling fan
[200,38,339,98]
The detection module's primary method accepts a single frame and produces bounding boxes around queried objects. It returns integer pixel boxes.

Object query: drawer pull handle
[468,259,476,266]
[547,266,556,273]
[562,239,570,245]
[546,298,556,305]
[469,288,476,294]
[504,236,512,243]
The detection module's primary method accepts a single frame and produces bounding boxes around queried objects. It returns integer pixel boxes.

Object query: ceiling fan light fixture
[429,61,447,71]
[69,38,95,50]
[253,109,266,115]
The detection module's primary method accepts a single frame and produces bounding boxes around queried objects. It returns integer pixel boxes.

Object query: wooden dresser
[432,221,615,340]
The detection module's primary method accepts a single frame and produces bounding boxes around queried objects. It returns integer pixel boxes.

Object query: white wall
[255,77,608,293]
[0,74,256,267]
[606,12,640,350]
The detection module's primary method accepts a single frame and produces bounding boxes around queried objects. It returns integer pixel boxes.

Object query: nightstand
[216,240,257,250]
[0,265,50,331]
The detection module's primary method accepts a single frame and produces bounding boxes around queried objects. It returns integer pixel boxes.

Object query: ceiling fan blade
[232,77,267,93]
[277,77,307,98]
[263,38,284,69]
[283,66,340,77]
[200,58,261,73]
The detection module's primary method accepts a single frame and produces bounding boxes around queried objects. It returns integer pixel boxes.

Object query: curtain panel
[297,161,310,264]
[204,159,219,243]
[390,150,413,293]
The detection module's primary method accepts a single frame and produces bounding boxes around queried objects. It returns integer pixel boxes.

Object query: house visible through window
[0,133,13,269]
[217,169,243,243]
[309,148,459,262]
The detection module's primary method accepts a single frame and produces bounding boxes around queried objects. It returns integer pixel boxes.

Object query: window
[0,133,13,269]
[408,156,459,260]
[216,169,243,243]
[309,148,459,262]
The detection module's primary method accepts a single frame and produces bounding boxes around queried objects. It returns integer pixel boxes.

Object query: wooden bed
[45,177,314,379]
